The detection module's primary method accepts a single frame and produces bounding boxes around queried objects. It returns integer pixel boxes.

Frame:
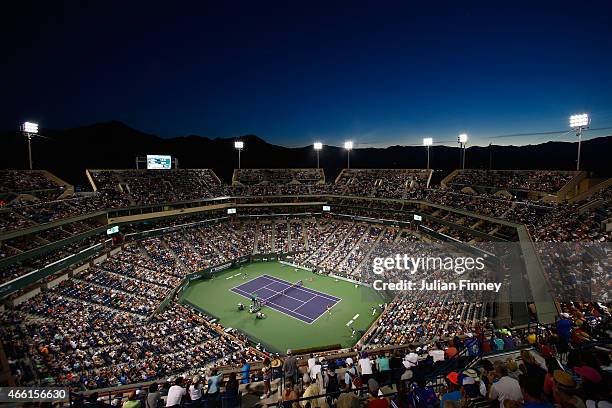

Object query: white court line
[231,274,342,324]
[260,274,341,302]
[353,314,360,320]
[231,287,315,323]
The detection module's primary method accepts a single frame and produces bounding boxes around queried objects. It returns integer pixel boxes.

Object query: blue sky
[2,0,612,147]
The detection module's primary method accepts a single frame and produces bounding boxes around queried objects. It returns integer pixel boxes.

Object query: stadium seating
[1,166,610,397]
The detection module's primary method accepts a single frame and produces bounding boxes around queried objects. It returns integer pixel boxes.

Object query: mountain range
[1,121,610,187]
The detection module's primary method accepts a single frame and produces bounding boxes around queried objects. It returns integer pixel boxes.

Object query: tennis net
[262,280,303,305]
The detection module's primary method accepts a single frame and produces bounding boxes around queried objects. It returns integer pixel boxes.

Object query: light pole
[423,138,433,170]
[569,113,589,171]
[344,141,353,169]
[458,133,468,169]
[21,122,39,170]
[313,142,323,169]
[234,141,244,169]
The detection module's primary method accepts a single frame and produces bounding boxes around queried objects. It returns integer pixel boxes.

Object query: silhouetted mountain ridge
[0,121,610,187]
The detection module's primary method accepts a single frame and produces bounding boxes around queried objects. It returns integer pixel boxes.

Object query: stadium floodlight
[22,122,39,134]
[313,142,323,168]
[21,121,40,170]
[344,141,353,168]
[423,138,433,170]
[569,113,589,129]
[234,141,244,168]
[457,133,468,169]
[569,113,590,170]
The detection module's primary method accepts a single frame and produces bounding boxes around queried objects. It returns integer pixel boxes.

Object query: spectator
[367,378,390,408]
[240,358,250,384]
[301,374,323,408]
[344,358,358,391]
[261,357,271,400]
[359,351,374,384]
[122,391,140,408]
[223,373,240,408]
[189,376,203,405]
[283,350,299,384]
[206,368,224,408]
[165,378,186,408]
[441,372,462,408]
[376,352,391,384]
[460,376,491,408]
[146,384,161,408]
[552,370,585,408]
[282,378,299,408]
[488,362,522,408]
[517,375,553,408]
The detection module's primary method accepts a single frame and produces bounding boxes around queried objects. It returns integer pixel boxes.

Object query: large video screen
[146,155,172,170]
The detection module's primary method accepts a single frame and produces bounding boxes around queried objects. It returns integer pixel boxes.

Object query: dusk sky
[3,1,612,147]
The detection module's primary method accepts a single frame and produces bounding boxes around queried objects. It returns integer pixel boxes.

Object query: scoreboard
[146,155,172,170]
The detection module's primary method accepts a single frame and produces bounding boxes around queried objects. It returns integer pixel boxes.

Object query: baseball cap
[574,366,602,384]
[446,372,460,385]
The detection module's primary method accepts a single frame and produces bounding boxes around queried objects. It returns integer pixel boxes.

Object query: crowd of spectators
[448,170,577,194]
[233,168,325,185]
[90,169,222,205]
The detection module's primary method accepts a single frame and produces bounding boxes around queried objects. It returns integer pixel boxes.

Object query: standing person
[283,350,299,385]
[440,372,461,408]
[389,351,404,388]
[359,351,374,384]
[307,354,317,376]
[261,357,272,400]
[488,362,522,408]
[146,384,161,408]
[165,378,186,408]
[224,372,240,408]
[325,360,341,403]
[240,358,251,384]
[344,358,358,391]
[206,368,224,408]
[376,353,391,385]
[189,376,203,406]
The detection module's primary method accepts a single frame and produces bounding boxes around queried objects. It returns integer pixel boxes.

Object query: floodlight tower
[423,138,433,170]
[458,133,468,169]
[569,113,589,171]
[234,141,244,169]
[21,122,39,170]
[344,141,353,169]
[313,142,323,169]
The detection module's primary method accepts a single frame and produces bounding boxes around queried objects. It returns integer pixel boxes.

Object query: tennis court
[180,261,384,352]
[230,274,340,323]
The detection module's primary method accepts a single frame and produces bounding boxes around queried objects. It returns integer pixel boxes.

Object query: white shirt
[308,358,317,374]
[358,358,373,375]
[189,384,202,400]
[489,376,522,408]
[429,350,445,362]
[166,385,186,407]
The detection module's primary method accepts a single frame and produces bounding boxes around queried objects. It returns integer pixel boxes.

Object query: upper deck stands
[333,168,432,198]
[232,168,325,186]
[88,168,223,205]
[443,169,583,195]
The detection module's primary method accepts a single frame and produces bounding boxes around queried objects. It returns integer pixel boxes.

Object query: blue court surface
[230,274,341,323]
